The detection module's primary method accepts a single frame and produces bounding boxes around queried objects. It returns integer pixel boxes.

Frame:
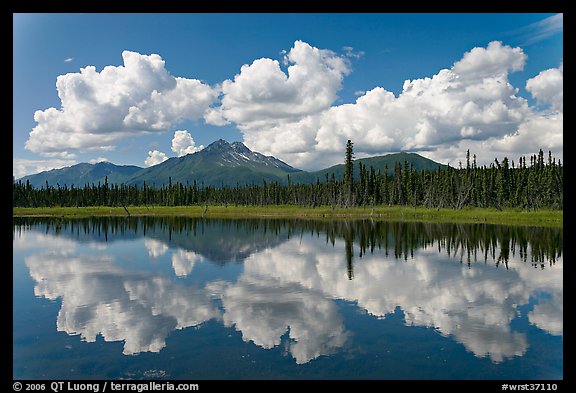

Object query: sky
[13,13,563,178]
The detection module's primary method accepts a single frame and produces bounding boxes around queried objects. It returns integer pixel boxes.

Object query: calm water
[13,217,563,380]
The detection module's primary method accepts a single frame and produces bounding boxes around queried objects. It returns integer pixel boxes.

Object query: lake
[13,217,563,380]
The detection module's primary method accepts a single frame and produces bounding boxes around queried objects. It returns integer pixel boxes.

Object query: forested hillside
[13,143,562,211]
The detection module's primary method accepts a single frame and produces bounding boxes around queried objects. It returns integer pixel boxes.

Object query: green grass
[12,205,562,227]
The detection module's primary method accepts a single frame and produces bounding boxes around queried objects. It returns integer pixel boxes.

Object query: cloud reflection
[144,238,168,259]
[19,224,562,364]
[237,237,561,363]
[24,243,219,355]
[208,276,349,364]
[171,249,203,277]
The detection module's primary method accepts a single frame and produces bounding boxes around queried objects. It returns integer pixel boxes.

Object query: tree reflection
[14,217,563,365]
[13,217,563,268]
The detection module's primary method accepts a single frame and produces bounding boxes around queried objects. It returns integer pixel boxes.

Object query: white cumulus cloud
[452,40,526,82]
[21,39,563,173]
[526,62,563,112]
[171,130,204,156]
[144,150,168,167]
[205,40,350,129]
[238,41,536,170]
[25,51,217,157]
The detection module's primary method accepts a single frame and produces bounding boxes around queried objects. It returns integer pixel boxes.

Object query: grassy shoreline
[12,205,562,227]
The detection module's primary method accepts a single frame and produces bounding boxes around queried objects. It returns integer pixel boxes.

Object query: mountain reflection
[14,217,292,264]
[14,218,562,364]
[13,217,562,267]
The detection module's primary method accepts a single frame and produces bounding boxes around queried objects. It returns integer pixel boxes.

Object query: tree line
[13,143,562,210]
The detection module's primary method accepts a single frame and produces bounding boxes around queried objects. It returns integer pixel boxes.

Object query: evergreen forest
[13,142,563,211]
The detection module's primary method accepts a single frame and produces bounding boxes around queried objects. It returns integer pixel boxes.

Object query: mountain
[125,139,302,187]
[17,141,446,189]
[17,161,142,188]
[289,152,445,184]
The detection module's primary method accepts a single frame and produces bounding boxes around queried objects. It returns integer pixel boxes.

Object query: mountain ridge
[17,161,142,188]
[290,152,444,183]
[125,139,302,188]
[17,140,445,188]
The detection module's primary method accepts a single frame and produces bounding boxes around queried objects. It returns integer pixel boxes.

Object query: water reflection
[243,238,558,362]
[13,217,562,267]
[23,247,219,355]
[209,277,349,364]
[14,218,562,365]
[14,217,291,264]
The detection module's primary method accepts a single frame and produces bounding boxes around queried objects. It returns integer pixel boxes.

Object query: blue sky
[13,13,563,178]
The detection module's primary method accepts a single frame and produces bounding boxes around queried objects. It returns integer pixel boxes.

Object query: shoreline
[12,205,563,227]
